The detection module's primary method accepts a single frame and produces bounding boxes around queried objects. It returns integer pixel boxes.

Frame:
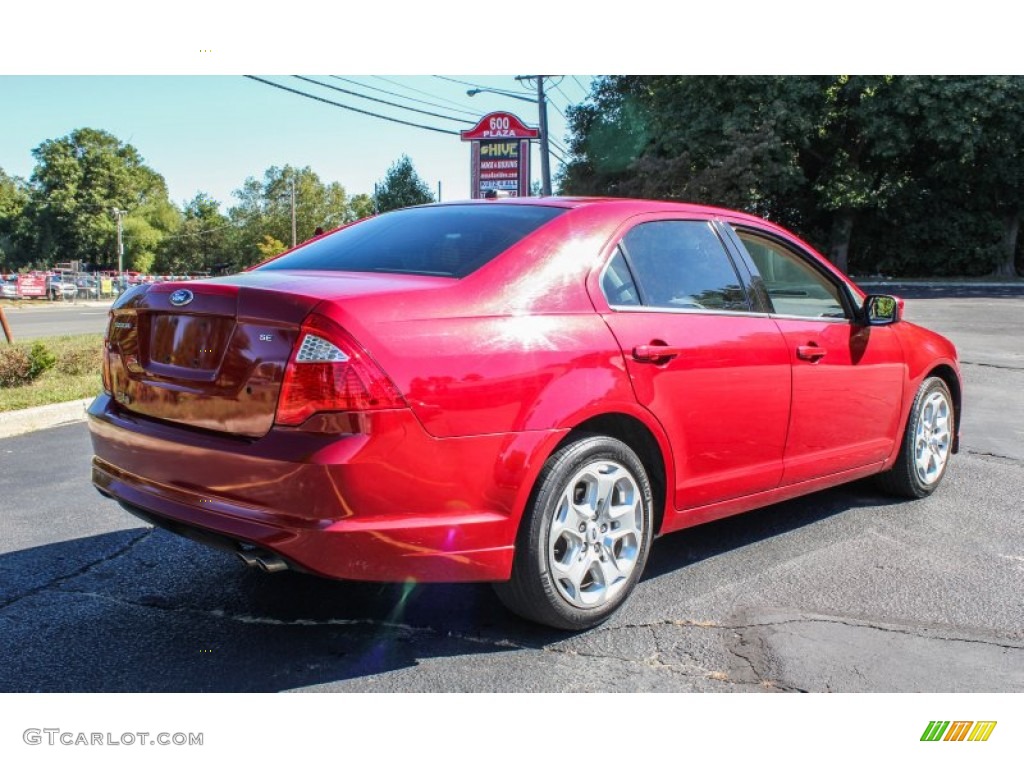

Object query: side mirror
[863,294,902,325]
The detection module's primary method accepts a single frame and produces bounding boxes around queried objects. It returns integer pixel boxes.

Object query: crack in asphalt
[963,448,1023,464]
[961,360,1024,371]
[0,530,152,612]
[720,614,1024,652]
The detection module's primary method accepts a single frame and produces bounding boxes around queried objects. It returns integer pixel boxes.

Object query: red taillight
[275,314,405,426]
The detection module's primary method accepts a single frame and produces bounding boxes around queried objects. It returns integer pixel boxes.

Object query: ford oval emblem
[169,289,194,307]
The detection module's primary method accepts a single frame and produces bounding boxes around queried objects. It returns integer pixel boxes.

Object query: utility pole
[289,177,297,248]
[515,75,552,196]
[111,207,125,284]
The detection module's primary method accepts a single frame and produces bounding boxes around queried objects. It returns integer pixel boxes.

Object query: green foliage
[28,342,57,379]
[155,192,230,274]
[0,341,56,388]
[562,76,1024,276]
[23,128,177,271]
[348,193,375,221]
[0,168,31,269]
[255,234,287,261]
[227,165,354,270]
[373,155,434,213]
[0,334,103,411]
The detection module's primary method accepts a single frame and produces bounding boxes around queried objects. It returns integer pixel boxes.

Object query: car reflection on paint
[88,198,962,630]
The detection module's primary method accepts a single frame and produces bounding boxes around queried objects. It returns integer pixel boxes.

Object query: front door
[731,228,905,485]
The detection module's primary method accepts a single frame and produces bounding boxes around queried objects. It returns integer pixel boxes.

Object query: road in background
[1,302,110,340]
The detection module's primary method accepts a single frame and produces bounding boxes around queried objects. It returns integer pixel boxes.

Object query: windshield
[256,204,566,278]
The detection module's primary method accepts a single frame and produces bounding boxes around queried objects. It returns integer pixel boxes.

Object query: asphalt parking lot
[0,284,1021,692]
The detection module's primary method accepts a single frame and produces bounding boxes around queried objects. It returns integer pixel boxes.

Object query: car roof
[430,196,777,225]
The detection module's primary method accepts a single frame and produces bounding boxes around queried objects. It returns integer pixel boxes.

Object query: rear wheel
[876,376,954,498]
[494,435,654,630]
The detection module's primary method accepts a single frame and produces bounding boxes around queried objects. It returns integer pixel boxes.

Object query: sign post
[460,112,540,199]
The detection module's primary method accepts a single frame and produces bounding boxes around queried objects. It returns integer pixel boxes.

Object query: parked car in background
[76,277,100,299]
[46,275,78,301]
[1,278,18,299]
[88,198,962,630]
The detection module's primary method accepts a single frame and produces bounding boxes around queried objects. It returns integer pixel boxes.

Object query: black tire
[876,376,955,498]
[493,434,654,630]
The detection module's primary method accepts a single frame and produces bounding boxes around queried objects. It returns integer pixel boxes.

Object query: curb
[0,398,92,440]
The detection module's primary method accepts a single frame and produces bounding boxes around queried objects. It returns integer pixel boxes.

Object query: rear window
[256,204,567,278]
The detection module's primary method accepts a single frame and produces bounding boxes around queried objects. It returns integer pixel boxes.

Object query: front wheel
[494,435,654,630]
[876,376,955,498]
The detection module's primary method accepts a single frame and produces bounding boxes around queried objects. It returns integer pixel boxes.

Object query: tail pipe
[236,550,289,574]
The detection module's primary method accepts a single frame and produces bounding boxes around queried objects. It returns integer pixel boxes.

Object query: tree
[0,168,30,270]
[25,128,177,270]
[255,234,287,261]
[227,165,352,270]
[155,193,230,274]
[347,193,375,221]
[373,155,434,213]
[560,76,1022,276]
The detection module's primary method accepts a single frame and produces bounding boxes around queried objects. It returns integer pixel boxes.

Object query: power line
[546,97,567,121]
[295,76,472,125]
[244,76,459,136]
[550,80,575,111]
[163,221,241,239]
[372,76,485,114]
[432,75,523,97]
[572,76,590,99]
[331,76,480,118]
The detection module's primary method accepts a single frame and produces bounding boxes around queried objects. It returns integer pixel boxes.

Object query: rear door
[597,218,792,511]
[727,227,905,484]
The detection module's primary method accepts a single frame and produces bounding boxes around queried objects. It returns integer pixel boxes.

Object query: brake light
[275,314,405,426]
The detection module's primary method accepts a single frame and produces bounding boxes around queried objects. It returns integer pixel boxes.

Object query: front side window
[618,220,750,312]
[735,231,849,319]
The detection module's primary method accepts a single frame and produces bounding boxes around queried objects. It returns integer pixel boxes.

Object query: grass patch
[0,334,104,413]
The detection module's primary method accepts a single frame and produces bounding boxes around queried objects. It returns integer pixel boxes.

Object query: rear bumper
[87,394,557,582]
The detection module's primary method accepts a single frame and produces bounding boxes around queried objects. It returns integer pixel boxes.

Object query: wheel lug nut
[600,524,607,533]
[579,523,586,532]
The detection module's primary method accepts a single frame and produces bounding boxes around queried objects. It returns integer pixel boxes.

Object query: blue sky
[0,75,591,211]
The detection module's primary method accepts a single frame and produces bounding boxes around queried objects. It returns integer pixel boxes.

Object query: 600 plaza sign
[461,112,540,198]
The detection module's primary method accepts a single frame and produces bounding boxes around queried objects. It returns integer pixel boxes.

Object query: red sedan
[88,198,961,629]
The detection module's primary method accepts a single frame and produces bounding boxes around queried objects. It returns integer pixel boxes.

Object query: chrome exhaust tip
[236,550,289,573]
[255,555,288,573]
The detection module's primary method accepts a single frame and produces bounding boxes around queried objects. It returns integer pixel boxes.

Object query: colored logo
[921,721,997,742]
[169,289,194,307]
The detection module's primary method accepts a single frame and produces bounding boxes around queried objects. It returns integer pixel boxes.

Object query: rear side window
[620,220,750,311]
[257,204,566,278]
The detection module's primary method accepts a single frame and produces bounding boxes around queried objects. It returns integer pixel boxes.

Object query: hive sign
[461,112,541,199]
